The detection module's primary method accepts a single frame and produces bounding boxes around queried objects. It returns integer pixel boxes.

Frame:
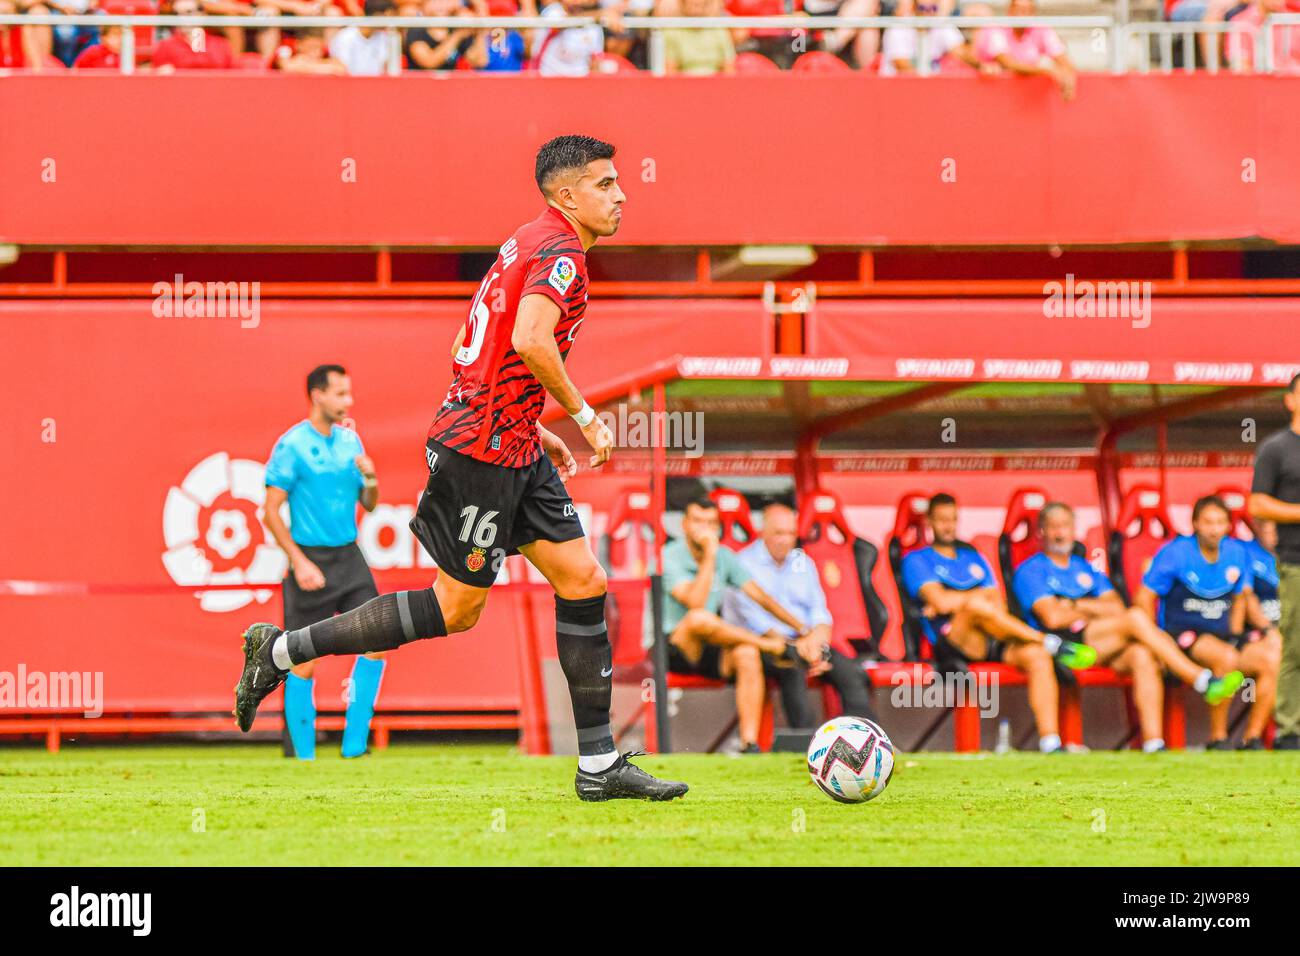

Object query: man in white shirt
[533,0,611,75]
[879,0,979,75]
[330,0,397,74]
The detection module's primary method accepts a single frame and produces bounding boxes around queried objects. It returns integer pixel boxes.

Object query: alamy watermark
[152,273,260,329]
[1043,274,1152,329]
[600,404,704,458]
[890,669,999,718]
[0,665,103,717]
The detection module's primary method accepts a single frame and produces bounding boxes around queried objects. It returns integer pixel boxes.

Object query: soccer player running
[1011,502,1243,753]
[262,365,389,759]
[901,494,1097,753]
[1134,496,1272,750]
[234,135,688,801]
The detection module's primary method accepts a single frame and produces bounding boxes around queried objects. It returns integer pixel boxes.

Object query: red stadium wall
[2,75,1300,248]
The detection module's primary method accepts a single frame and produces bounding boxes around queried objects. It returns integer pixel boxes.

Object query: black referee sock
[283,589,446,664]
[555,593,615,759]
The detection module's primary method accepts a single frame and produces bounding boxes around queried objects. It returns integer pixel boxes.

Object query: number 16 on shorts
[459,505,505,575]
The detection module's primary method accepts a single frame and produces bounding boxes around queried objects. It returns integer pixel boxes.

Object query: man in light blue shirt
[263,364,385,760]
[726,504,877,729]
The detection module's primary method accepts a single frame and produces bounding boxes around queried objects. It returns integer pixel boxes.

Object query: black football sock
[283,589,446,664]
[555,593,615,763]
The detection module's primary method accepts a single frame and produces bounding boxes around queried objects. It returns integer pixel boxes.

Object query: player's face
[1193,505,1230,548]
[1042,508,1076,556]
[312,372,354,423]
[682,504,721,547]
[762,509,798,564]
[571,159,625,238]
[928,504,958,546]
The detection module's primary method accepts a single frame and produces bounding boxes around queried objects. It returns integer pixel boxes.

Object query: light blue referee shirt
[729,539,833,638]
[264,420,366,547]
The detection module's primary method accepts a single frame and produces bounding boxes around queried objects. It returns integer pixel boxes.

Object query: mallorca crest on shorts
[466,548,487,573]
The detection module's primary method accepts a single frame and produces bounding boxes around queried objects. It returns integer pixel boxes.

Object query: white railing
[1,12,1296,75]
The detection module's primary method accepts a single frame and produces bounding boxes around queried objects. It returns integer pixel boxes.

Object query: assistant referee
[263,364,386,760]
[1249,372,1300,750]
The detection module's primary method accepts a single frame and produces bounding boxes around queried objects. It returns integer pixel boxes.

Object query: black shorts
[283,542,379,631]
[409,438,585,588]
[931,618,1006,669]
[666,639,728,683]
[1173,629,1232,659]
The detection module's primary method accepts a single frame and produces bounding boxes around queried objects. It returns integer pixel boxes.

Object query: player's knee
[682,607,715,634]
[1022,643,1053,672]
[966,594,996,618]
[732,643,761,671]
[1128,644,1158,678]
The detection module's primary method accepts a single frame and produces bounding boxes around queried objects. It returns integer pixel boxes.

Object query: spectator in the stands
[276,24,349,68]
[804,0,886,70]
[1012,502,1244,753]
[0,0,28,68]
[1135,495,1279,749]
[880,0,981,75]
[471,0,531,71]
[403,0,477,68]
[725,504,879,730]
[534,0,618,75]
[723,0,799,69]
[901,493,1098,753]
[72,20,122,66]
[972,0,1075,98]
[152,0,236,68]
[662,0,735,73]
[1224,0,1300,72]
[329,0,395,73]
[197,0,288,60]
[14,0,100,70]
[659,496,814,753]
[1165,0,1240,67]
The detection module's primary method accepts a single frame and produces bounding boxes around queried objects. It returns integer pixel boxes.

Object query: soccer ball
[806,716,895,804]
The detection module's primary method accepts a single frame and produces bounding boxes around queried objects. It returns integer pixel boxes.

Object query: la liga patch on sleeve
[548,256,577,295]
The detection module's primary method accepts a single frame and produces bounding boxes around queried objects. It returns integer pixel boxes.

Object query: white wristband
[572,401,596,428]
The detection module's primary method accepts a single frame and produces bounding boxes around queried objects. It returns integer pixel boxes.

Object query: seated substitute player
[1236,518,1285,749]
[901,494,1097,754]
[262,364,391,760]
[1134,495,1275,750]
[661,497,819,754]
[1012,502,1243,753]
[234,135,688,801]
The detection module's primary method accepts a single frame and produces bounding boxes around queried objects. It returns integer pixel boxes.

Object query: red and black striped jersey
[428,206,589,468]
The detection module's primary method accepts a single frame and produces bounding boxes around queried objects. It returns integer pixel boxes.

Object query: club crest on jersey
[466,548,487,573]
[549,256,576,295]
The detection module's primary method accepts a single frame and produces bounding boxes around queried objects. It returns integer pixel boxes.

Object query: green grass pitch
[2,744,1297,866]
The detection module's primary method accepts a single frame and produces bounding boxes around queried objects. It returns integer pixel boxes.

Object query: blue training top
[1241,537,1280,625]
[264,419,366,548]
[901,544,997,644]
[1141,534,1252,637]
[1012,550,1113,632]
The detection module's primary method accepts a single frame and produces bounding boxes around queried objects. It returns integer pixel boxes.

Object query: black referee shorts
[409,438,585,589]
[282,542,379,631]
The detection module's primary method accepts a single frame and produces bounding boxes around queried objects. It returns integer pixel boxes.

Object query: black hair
[1037,501,1074,531]
[534,135,616,196]
[927,493,956,515]
[307,364,346,396]
[684,495,719,514]
[1192,495,1231,523]
[1289,372,1300,393]
[364,0,394,15]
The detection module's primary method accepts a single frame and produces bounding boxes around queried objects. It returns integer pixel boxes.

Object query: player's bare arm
[1249,491,1300,523]
[263,485,325,591]
[512,293,614,467]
